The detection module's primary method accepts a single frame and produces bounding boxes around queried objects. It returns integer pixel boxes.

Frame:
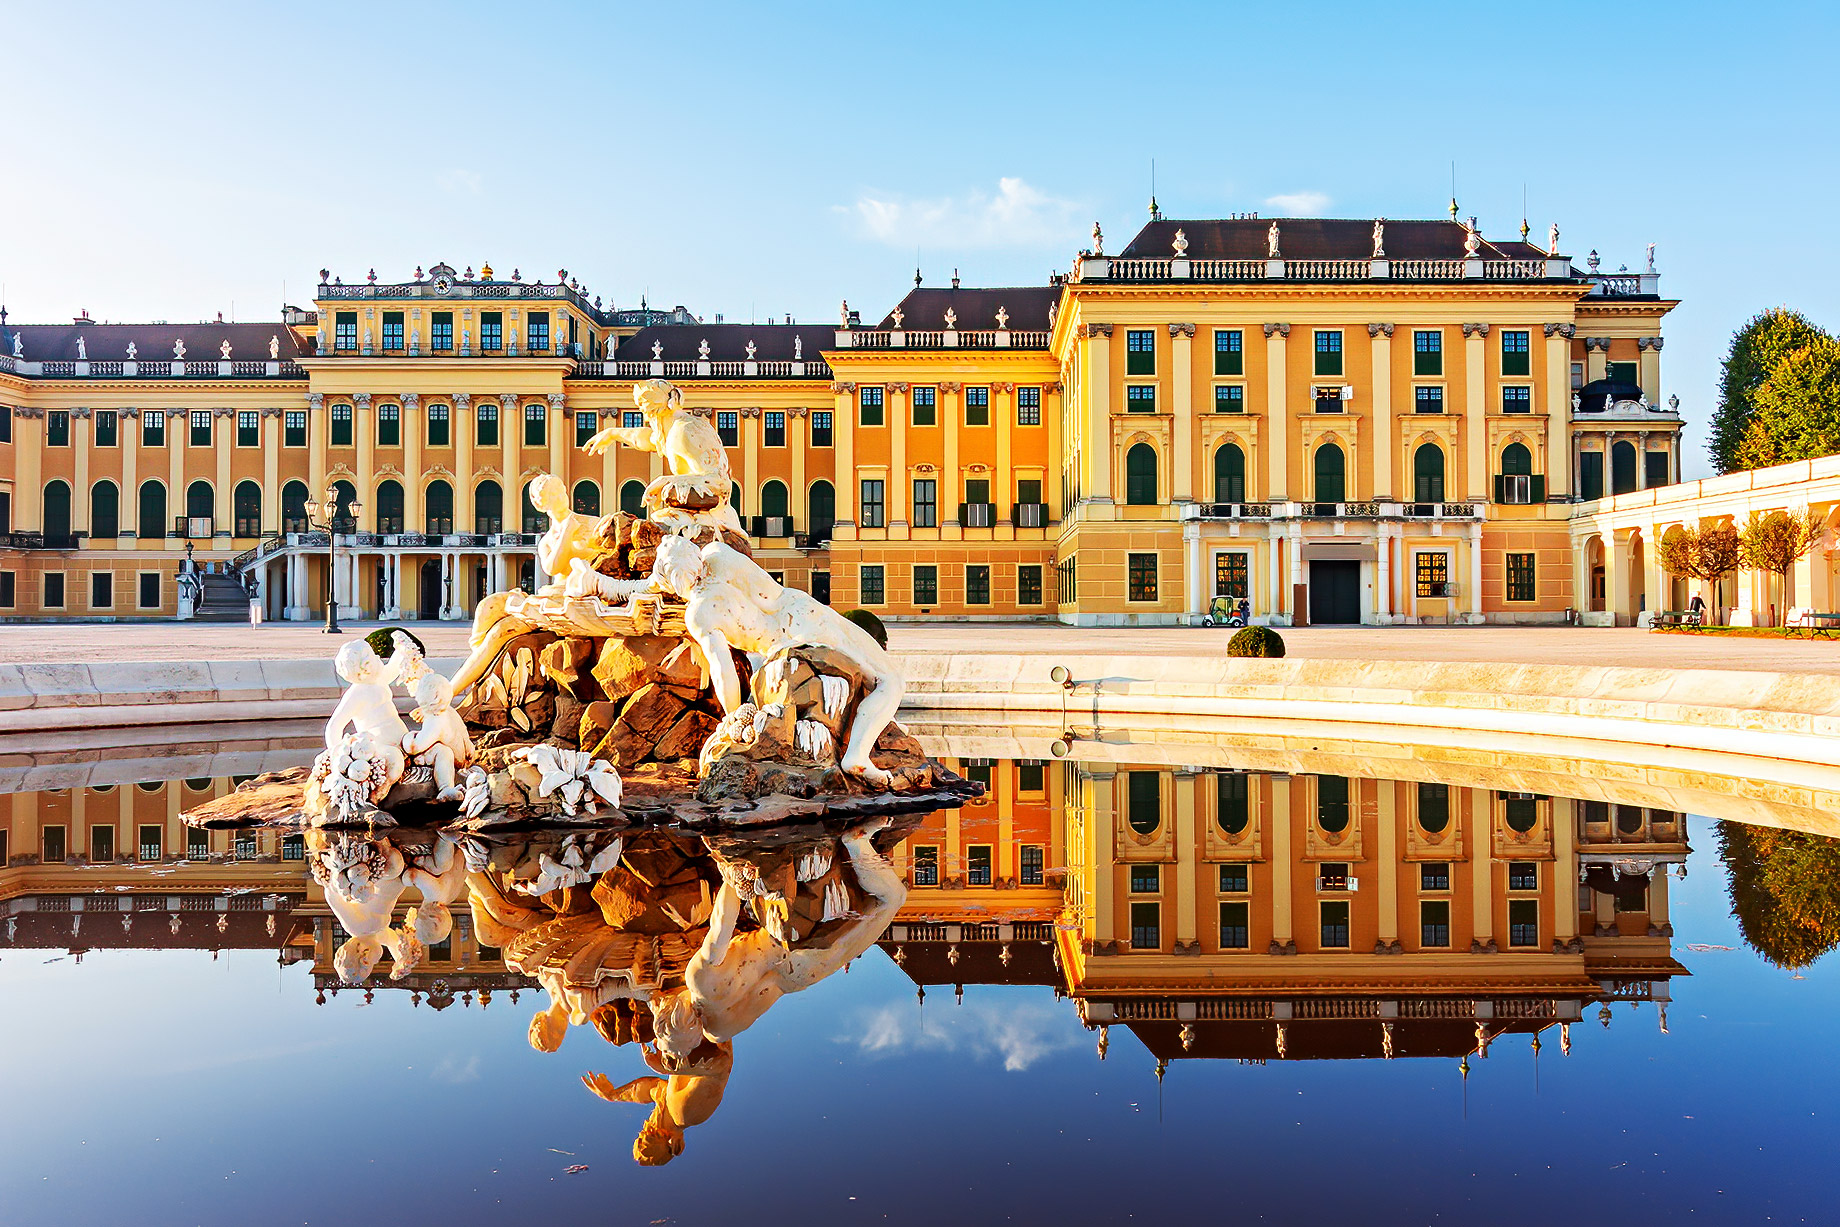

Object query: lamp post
[303,488,362,635]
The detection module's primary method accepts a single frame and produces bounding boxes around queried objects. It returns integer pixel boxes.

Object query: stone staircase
[188,572,254,623]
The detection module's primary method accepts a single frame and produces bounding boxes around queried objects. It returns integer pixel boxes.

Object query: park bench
[1648,610,1702,631]
[1787,609,1840,638]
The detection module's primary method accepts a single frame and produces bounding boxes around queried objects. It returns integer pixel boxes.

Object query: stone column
[1170,323,1195,503]
[1369,323,1394,499]
[307,394,327,519]
[994,383,1015,523]
[741,409,760,523]
[1467,520,1483,622]
[1462,323,1488,500]
[261,410,281,533]
[1544,324,1574,498]
[402,394,422,530]
[886,386,908,527]
[1173,770,1198,946]
[1376,782,1398,945]
[355,394,375,528]
[499,395,519,531]
[1088,768,1117,947]
[546,393,566,485]
[1183,520,1203,621]
[1551,798,1577,942]
[1638,336,1663,402]
[1081,325,1113,503]
[1263,323,1289,500]
[1044,381,1064,519]
[941,383,961,528]
[1611,529,1634,625]
[1636,431,1650,490]
[1375,527,1392,622]
[790,407,808,533]
[168,411,185,542]
[1269,774,1293,946]
[454,395,474,532]
[1585,337,1609,383]
[214,409,232,538]
[1643,525,1666,618]
[72,410,91,533]
[832,385,856,532]
[121,408,139,539]
[1268,533,1284,622]
[1470,790,1494,948]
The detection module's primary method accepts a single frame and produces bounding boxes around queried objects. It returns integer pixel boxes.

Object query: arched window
[233,480,261,537]
[1127,771,1161,835]
[1316,775,1350,833]
[572,480,600,516]
[139,480,168,539]
[1217,772,1249,835]
[425,480,453,534]
[808,480,836,540]
[520,481,547,534]
[620,480,646,518]
[1214,442,1246,504]
[730,482,743,516]
[43,480,72,539]
[1416,782,1449,833]
[1502,442,1532,476]
[331,479,357,526]
[760,480,789,519]
[1611,440,1638,495]
[1125,443,1158,505]
[186,479,214,525]
[1412,444,1445,502]
[376,480,404,533]
[91,481,120,539]
[475,480,503,533]
[1314,443,1345,504]
[281,481,308,534]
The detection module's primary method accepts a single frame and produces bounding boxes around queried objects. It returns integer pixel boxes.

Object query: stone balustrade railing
[572,358,831,380]
[3,358,306,379]
[1078,254,1580,285]
[1183,500,1484,523]
[833,328,1050,350]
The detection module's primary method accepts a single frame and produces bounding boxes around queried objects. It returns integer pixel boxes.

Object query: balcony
[1183,501,1483,523]
[1013,502,1050,528]
[0,532,82,550]
[960,502,997,528]
[751,515,795,539]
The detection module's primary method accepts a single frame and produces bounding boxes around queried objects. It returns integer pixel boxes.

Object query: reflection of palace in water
[3,757,1693,1051]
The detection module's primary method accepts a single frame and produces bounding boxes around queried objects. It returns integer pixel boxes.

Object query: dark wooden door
[1308,560,1361,625]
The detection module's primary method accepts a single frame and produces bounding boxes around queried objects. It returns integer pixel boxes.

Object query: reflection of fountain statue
[582,1043,733,1165]
[307,830,467,983]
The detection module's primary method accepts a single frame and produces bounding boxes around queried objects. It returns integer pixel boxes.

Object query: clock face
[433,275,453,294]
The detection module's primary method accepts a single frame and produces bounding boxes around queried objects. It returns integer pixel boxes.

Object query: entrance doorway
[419,560,442,620]
[810,571,831,605]
[1308,560,1361,625]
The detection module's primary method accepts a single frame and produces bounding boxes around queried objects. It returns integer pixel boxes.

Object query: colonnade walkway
[1,621,1836,675]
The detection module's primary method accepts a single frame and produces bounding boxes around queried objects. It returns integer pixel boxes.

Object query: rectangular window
[859,479,885,528]
[431,312,453,350]
[1126,329,1155,375]
[1421,861,1451,891]
[528,311,550,351]
[42,825,66,863]
[1220,862,1250,894]
[1506,552,1537,602]
[1018,762,1046,793]
[0,405,11,442]
[1130,863,1160,893]
[1502,386,1532,413]
[859,564,885,605]
[476,403,498,447]
[1215,328,1244,375]
[45,572,66,609]
[1018,564,1042,605]
[912,479,937,528]
[90,571,112,609]
[1215,552,1249,598]
[382,311,403,350]
[95,411,118,447]
[1219,900,1251,949]
[859,386,884,426]
[1130,902,1161,950]
[523,403,545,447]
[763,411,785,447]
[913,564,938,605]
[1314,386,1345,414]
[911,386,936,426]
[378,403,400,447]
[47,411,70,447]
[1214,385,1245,413]
[1508,900,1540,948]
[1413,329,1443,376]
[1017,386,1041,425]
[282,410,307,447]
[1320,901,1350,948]
[138,572,160,609]
[1421,900,1451,947]
[1415,551,1449,598]
[1314,330,1344,376]
[0,571,13,608]
[91,825,114,862]
[964,386,989,426]
[425,404,448,447]
[1125,385,1157,414]
[236,410,259,447]
[481,311,503,350]
[966,564,990,605]
[574,411,597,448]
[1608,360,1638,386]
[967,845,993,887]
[1414,386,1444,414]
[142,413,165,447]
[911,846,939,886]
[1501,329,1531,376]
[716,411,739,446]
[1020,845,1044,886]
[334,311,357,350]
[1508,862,1538,891]
[1128,552,1158,602]
[190,410,212,447]
[330,403,352,447]
[811,410,833,447]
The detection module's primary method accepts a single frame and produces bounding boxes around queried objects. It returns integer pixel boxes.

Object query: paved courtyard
[1,619,1837,674]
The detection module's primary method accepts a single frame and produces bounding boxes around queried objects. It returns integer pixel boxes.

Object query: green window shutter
[1492,474,1506,504]
[1530,475,1546,503]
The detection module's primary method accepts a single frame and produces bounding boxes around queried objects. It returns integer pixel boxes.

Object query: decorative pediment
[422,464,456,482]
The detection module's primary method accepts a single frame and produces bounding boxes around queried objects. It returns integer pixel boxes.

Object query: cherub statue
[582,379,743,536]
[649,535,903,786]
[325,633,417,751]
[583,1042,733,1166]
[307,831,425,983]
[400,831,468,947]
[403,670,474,801]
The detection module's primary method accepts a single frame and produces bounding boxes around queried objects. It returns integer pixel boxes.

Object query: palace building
[0,211,1686,625]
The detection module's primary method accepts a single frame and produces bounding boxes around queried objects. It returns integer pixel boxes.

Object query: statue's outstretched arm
[583,425,657,456]
[582,1072,663,1105]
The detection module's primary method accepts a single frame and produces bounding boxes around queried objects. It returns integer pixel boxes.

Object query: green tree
[1717,820,1840,969]
[1730,335,1840,470]
[1710,308,1830,474]
[1737,507,1825,624]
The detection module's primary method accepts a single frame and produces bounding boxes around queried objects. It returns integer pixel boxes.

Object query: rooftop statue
[220,339,232,360]
[270,334,280,360]
[76,336,86,360]
[9,334,20,359]
[127,341,136,359]
[1267,220,1280,259]
[174,338,186,360]
[1549,223,1561,256]
[1372,218,1385,258]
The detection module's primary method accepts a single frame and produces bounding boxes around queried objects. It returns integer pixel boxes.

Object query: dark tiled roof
[613,323,833,363]
[874,285,1060,332]
[2,321,306,362]
[1120,218,1552,263]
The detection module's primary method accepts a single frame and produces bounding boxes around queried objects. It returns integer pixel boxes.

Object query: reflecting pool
[2,723,1837,1224]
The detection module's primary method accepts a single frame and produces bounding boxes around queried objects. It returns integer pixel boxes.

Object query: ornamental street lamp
[303,489,362,634]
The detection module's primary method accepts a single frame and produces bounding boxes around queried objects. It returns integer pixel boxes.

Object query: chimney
[73,309,94,326]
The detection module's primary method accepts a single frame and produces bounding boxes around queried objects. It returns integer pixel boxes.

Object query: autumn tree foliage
[1718,820,1840,970]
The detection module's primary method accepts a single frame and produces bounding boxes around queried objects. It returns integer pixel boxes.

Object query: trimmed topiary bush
[1226,625,1285,658]
[365,626,426,659]
[844,608,888,649]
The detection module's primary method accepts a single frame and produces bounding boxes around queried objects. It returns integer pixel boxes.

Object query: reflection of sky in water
[1,819,1834,1224]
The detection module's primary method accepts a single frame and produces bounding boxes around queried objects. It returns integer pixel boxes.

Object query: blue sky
[2,0,1835,478]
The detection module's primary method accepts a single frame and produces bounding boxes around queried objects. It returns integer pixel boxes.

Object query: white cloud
[1264,190,1332,217]
[431,1053,481,1084]
[842,177,1084,249]
[848,998,1078,1072]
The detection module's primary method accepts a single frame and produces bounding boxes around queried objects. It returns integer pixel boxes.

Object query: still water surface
[0,730,1834,1225]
